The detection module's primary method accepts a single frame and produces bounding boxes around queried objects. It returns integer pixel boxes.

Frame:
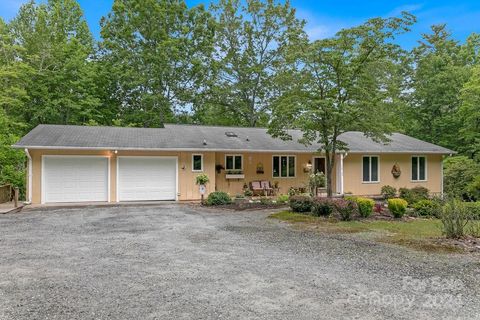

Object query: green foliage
[459,65,480,160]
[311,197,335,217]
[464,202,480,220]
[309,171,326,196]
[100,0,215,127]
[195,173,210,185]
[443,156,480,200]
[269,13,415,197]
[276,194,289,204]
[334,199,357,221]
[206,191,232,206]
[388,198,408,218]
[244,189,253,197]
[399,186,429,205]
[412,199,442,218]
[197,0,304,127]
[466,175,480,201]
[440,200,470,238]
[355,197,375,218]
[289,195,312,213]
[406,25,478,151]
[381,185,397,199]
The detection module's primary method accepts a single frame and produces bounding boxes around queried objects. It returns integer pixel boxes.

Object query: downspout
[24,148,32,204]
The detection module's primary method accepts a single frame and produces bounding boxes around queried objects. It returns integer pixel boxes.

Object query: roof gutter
[11,145,456,155]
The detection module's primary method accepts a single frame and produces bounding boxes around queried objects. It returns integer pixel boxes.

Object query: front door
[313,157,326,174]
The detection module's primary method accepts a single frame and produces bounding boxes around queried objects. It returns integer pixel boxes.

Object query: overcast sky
[1,0,479,48]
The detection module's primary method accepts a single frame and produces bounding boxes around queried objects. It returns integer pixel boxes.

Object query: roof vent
[225,131,238,137]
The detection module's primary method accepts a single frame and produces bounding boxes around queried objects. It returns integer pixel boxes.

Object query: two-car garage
[42,156,177,203]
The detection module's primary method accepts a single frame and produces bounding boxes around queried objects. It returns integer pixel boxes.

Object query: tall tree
[100,0,215,127]
[407,25,480,150]
[195,0,304,127]
[458,64,480,160]
[8,0,100,127]
[269,13,415,196]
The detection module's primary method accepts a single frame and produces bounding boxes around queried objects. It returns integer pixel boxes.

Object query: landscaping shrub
[443,156,480,200]
[412,199,442,218]
[243,189,253,197]
[465,202,480,220]
[289,195,312,213]
[440,200,469,238]
[311,197,335,216]
[309,172,326,196]
[259,197,272,205]
[399,186,429,205]
[355,197,375,218]
[276,194,289,204]
[374,203,383,214]
[381,185,397,199]
[388,198,408,218]
[334,199,357,221]
[206,191,232,206]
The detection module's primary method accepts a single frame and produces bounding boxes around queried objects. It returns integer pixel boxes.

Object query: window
[192,154,203,172]
[273,156,295,177]
[412,156,427,181]
[225,155,242,171]
[362,156,379,182]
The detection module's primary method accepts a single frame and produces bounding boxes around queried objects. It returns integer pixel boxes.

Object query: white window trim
[272,155,296,178]
[192,154,204,172]
[411,155,428,182]
[362,155,380,184]
[225,154,243,171]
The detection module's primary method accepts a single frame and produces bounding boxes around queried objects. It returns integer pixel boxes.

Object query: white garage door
[43,156,109,203]
[117,157,177,201]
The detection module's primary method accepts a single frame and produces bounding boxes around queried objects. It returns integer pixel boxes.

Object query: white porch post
[340,153,344,195]
[24,148,32,204]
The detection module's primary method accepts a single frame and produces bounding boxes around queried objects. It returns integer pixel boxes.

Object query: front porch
[211,152,344,197]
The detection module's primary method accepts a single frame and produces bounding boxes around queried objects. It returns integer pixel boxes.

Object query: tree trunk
[325,149,336,198]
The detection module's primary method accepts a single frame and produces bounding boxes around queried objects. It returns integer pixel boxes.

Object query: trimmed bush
[311,197,335,216]
[206,191,232,206]
[289,195,312,213]
[334,199,357,221]
[355,197,375,218]
[399,186,429,205]
[412,199,442,218]
[388,198,408,218]
[381,185,397,199]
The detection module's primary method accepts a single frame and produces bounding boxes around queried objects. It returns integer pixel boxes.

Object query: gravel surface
[0,204,479,320]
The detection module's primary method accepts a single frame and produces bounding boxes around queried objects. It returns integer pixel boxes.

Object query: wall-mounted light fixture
[304,160,313,173]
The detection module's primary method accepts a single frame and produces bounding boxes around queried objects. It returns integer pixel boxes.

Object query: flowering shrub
[334,199,357,221]
[311,197,335,216]
[309,172,326,196]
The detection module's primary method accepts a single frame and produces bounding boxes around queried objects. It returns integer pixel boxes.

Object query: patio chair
[260,181,274,196]
[250,181,264,196]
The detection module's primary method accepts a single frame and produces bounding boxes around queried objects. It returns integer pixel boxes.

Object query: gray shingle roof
[13,124,455,154]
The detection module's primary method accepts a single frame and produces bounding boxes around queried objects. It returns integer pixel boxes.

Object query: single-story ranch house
[13,124,454,204]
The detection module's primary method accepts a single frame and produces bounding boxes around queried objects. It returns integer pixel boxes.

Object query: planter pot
[226,174,245,179]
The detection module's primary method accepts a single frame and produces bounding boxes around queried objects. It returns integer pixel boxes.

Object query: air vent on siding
[225,132,238,137]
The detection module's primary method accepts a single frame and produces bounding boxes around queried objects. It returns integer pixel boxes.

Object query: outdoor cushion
[251,181,262,190]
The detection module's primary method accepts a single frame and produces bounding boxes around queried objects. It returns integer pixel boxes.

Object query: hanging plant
[195,173,210,185]
[256,162,264,174]
[391,163,401,178]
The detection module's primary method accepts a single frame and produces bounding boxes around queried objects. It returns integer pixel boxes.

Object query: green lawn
[269,211,462,253]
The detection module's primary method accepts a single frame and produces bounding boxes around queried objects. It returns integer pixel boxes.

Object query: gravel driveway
[0,204,479,320]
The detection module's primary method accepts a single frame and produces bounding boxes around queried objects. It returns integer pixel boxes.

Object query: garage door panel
[43,157,109,203]
[118,157,176,201]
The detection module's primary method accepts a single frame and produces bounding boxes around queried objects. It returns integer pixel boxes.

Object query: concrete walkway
[0,201,23,214]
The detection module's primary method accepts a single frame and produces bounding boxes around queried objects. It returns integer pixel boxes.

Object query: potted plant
[195,173,210,204]
[225,169,245,179]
